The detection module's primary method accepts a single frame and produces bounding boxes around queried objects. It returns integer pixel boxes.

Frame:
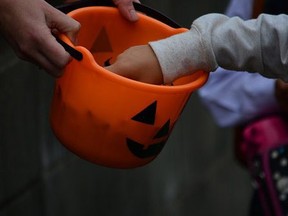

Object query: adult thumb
[46,6,81,43]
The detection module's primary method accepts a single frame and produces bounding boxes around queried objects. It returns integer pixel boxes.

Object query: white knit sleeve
[149,13,288,83]
[149,27,217,84]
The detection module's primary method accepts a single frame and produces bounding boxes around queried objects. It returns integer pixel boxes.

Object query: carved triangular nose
[131,101,157,125]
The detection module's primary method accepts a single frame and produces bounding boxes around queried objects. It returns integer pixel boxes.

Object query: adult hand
[0,0,80,77]
[66,0,141,21]
[106,45,164,84]
[113,0,141,22]
[275,79,288,113]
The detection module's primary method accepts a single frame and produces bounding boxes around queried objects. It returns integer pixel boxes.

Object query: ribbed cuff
[149,28,217,84]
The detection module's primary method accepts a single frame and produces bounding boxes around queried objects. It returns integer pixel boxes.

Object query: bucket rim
[59,6,209,94]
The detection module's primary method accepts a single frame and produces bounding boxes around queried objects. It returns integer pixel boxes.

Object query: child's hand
[106,45,164,84]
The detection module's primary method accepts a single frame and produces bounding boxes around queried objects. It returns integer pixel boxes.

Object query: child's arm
[108,13,288,84]
[150,13,288,83]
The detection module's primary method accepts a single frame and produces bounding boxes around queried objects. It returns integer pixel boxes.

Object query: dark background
[0,0,252,215]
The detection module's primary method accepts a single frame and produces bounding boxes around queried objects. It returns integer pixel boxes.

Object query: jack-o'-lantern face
[89,30,172,158]
[88,27,176,161]
[127,101,171,158]
[50,7,208,168]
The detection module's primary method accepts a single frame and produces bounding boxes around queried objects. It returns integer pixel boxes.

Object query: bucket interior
[66,7,208,87]
[70,7,182,66]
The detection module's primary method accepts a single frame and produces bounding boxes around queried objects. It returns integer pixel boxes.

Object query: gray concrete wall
[0,0,252,215]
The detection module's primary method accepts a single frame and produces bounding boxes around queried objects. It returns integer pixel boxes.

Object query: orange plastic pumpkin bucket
[51,1,209,168]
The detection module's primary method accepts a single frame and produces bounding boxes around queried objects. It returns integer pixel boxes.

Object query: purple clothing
[198,0,279,127]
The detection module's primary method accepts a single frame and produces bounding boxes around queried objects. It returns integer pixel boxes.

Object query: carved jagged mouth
[126,138,166,158]
[127,100,171,158]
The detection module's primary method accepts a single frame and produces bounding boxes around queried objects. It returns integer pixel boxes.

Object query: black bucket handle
[55,0,182,61]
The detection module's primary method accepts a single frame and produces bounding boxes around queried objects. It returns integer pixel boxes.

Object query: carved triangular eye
[131,101,157,125]
[90,27,113,53]
[154,119,170,139]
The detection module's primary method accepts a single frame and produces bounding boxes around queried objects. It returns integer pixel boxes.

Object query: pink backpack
[238,114,288,216]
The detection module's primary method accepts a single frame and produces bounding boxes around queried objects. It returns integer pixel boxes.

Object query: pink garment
[239,114,288,216]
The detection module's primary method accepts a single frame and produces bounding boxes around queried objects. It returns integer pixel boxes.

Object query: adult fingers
[38,34,71,76]
[45,5,81,43]
[113,0,140,22]
[39,5,81,76]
